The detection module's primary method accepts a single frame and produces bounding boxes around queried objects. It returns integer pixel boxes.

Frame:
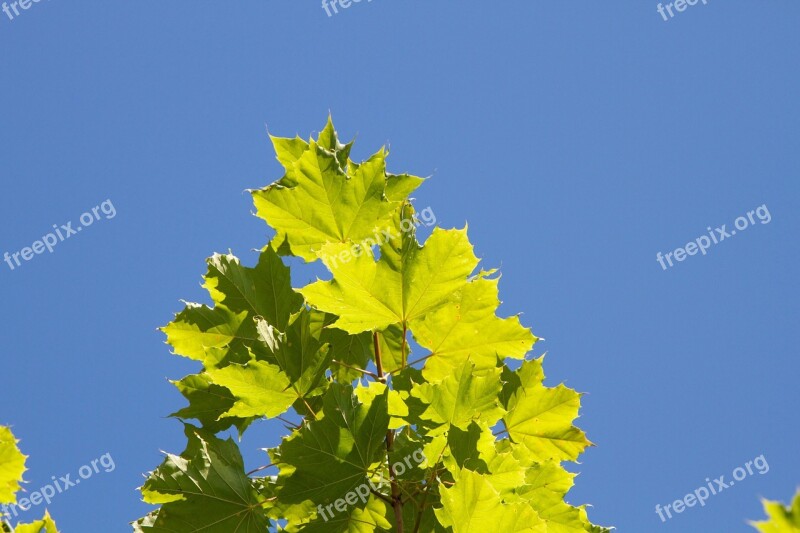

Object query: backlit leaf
[751,490,800,532]
[0,426,25,505]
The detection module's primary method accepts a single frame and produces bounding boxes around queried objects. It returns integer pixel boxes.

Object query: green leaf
[205,360,299,419]
[374,325,407,374]
[500,358,545,408]
[170,373,254,434]
[300,227,479,334]
[751,490,800,532]
[441,422,494,476]
[275,384,389,511]
[0,426,26,505]
[355,381,409,430]
[162,247,302,368]
[411,361,505,436]
[317,310,406,381]
[514,461,605,533]
[253,123,401,262]
[413,277,538,382]
[162,303,256,367]
[385,174,425,202]
[294,495,392,533]
[317,115,354,168]
[256,310,332,397]
[502,362,591,462]
[435,468,547,532]
[136,426,269,532]
[323,325,373,383]
[204,249,303,331]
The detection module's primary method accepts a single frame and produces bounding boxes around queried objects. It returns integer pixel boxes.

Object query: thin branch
[276,415,301,430]
[331,359,380,380]
[370,487,394,505]
[385,429,404,530]
[493,420,510,437]
[396,478,423,509]
[373,331,386,381]
[388,352,434,374]
[412,452,448,533]
[405,467,446,501]
[246,463,276,476]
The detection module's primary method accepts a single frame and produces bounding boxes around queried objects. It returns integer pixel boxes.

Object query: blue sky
[1,2,798,532]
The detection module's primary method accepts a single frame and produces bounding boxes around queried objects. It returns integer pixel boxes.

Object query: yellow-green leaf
[14,512,58,533]
[751,490,800,532]
[205,360,298,419]
[413,277,537,382]
[0,426,26,505]
[412,361,505,436]
[300,227,478,334]
[435,469,547,533]
[253,140,398,262]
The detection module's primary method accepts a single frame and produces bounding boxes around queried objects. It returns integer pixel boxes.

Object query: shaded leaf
[136,426,269,532]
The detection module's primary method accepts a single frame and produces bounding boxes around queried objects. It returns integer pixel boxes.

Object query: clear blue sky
[1,2,798,532]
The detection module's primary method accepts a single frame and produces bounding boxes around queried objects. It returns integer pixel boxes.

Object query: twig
[370,487,393,505]
[373,332,386,382]
[276,415,301,430]
[331,359,380,380]
[412,452,448,532]
[388,352,434,374]
[493,420,510,437]
[246,463,276,476]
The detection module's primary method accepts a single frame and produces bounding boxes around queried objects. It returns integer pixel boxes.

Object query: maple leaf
[751,490,800,532]
[435,468,547,533]
[252,118,421,262]
[0,426,26,505]
[135,426,269,532]
[300,227,478,334]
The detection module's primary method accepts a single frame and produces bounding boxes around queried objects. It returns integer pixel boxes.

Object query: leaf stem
[401,322,408,369]
[373,331,385,382]
[298,395,317,421]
